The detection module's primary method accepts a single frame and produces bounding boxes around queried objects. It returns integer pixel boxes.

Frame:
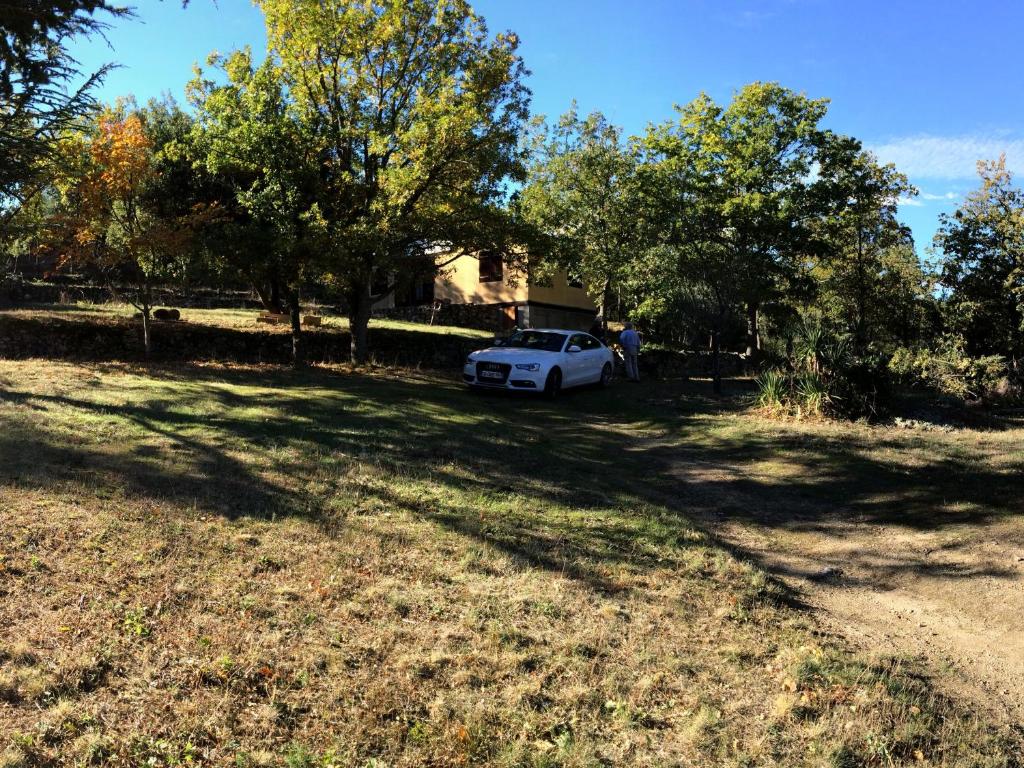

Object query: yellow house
[432,251,597,331]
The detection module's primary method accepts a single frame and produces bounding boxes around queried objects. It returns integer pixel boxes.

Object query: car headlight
[515,363,541,371]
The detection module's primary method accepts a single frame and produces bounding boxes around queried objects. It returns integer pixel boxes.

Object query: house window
[478,251,503,283]
[371,269,390,296]
[413,279,434,304]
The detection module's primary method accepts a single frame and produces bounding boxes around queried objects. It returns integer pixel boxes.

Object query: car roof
[520,328,585,334]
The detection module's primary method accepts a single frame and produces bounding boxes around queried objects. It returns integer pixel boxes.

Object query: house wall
[434,254,596,314]
[527,276,596,313]
[434,253,528,305]
[371,293,395,310]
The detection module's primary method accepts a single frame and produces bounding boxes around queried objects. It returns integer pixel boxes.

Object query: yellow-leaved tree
[51,100,201,355]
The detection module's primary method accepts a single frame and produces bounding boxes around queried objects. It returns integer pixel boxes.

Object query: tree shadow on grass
[2,363,1022,596]
[631,389,1024,590]
[0,364,692,593]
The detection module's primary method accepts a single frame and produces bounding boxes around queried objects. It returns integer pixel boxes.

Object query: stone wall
[678,350,747,378]
[0,312,484,369]
[630,349,748,380]
[5,280,263,310]
[0,308,756,378]
[521,304,593,332]
[374,302,599,333]
[372,303,506,333]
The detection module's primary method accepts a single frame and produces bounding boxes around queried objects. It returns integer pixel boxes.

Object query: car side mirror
[567,345,582,353]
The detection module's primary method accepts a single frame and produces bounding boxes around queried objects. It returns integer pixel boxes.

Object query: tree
[710,83,832,360]
[635,84,835,368]
[518,108,645,331]
[936,155,1024,363]
[0,1,130,242]
[49,99,200,355]
[187,48,322,367]
[638,93,742,393]
[256,0,530,363]
[811,137,927,351]
[637,84,900,390]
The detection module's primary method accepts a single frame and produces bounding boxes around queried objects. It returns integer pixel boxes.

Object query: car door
[563,333,590,386]
[578,333,607,383]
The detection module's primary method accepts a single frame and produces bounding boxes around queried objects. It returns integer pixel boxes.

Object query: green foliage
[935,156,1024,362]
[0,2,130,225]
[518,107,646,324]
[187,46,323,359]
[755,369,788,414]
[629,83,857,390]
[121,606,151,638]
[889,338,1011,402]
[809,137,931,351]
[757,318,891,419]
[518,83,936,391]
[795,371,831,417]
[248,0,531,362]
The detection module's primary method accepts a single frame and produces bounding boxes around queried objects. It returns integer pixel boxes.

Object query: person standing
[619,322,641,382]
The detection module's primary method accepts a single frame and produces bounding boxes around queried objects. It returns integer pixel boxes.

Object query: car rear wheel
[600,362,613,387]
[544,368,562,399]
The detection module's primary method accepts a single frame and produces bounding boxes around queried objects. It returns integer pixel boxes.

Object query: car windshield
[503,330,567,353]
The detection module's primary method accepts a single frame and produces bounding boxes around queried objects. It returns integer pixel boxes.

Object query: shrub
[0,269,25,307]
[756,320,892,420]
[755,369,788,414]
[795,371,830,417]
[829,354,893,419]
[889,338,1011,402]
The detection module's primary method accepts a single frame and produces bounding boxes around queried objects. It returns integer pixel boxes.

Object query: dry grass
[0,358,1018,767]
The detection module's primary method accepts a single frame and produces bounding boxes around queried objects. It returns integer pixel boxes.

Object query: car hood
[470,346,558,361]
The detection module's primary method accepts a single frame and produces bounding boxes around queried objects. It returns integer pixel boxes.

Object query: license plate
[479,370,503,379]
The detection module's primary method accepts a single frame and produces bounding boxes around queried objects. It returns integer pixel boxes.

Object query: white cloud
[919,191,959,201]
[897,196,924,207]
[730,9,777,27]
[869,135,1024,179]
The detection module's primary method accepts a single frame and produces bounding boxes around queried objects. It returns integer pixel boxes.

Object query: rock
[153,307,181,321]
[808,566,843,582]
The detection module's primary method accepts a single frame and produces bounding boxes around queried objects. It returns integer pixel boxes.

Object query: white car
[463,328,615,397]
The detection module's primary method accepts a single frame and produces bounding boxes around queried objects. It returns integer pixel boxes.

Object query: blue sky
[72,0,1024,255]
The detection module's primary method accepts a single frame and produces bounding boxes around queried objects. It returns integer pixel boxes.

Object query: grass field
[10,302,495,338]
[0,358,1020,767]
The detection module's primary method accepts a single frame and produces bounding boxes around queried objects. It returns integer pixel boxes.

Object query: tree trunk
[252,283,275,313]
[141,306,152,358]
[251,269,285,314]
[855,225,867,353]
[288,289,303,368]
[270,274,282,313]
[745,301,760,361]
[711,323,722,395]
[599,277,612,332]
[349,283,372,364]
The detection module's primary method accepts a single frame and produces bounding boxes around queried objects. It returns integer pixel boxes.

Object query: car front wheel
[544,368,562,399]
[600,362,613,387]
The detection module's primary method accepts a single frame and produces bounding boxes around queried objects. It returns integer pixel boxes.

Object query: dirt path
[659,451,1024,727]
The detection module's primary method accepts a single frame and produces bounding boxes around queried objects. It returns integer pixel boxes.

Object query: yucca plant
[756,369,790,414]
[823,335,853,374]
[794,318,827,374]
[795,371,830,418]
